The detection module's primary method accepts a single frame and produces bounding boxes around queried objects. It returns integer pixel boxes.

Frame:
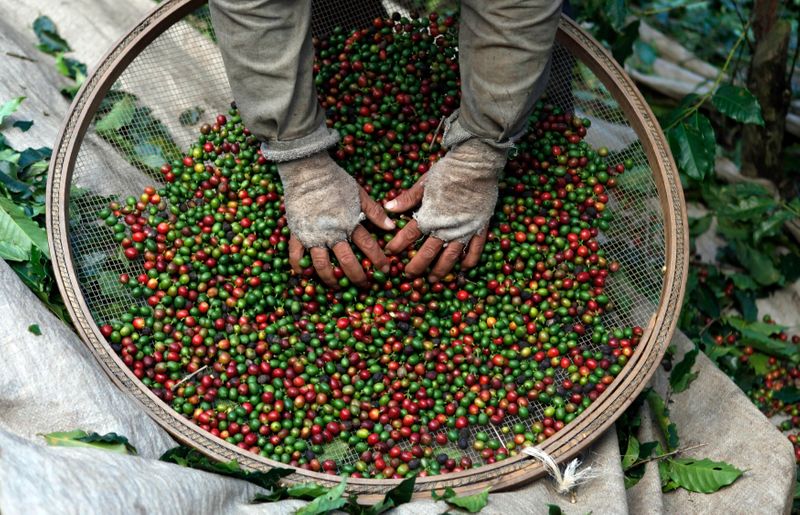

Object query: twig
[489,424,508,451]
[664,20,753,131]
[730,30,749,86]
[731,1,754,53]
[627,442,709,469]
[633,0,708,17]
[5,52,37,63]
[698,317,717,336]
[171,365,209,391]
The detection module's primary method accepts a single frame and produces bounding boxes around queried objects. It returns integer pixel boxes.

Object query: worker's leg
[444,0,563,149]
[209,0,338,161]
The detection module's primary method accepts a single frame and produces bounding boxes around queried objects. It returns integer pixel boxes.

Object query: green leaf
[732,366,757,394]
[0,202,32,261]
[691,282,720,318]
[781,252,800,284]
[712,84,764,126]
[725,316,794,359]
[61,69,86,99]
[9,246,47,292]
[0,150,28,196]
[660,94,702,130]
[612,21,640,64]
[93,94,182,170]
[13,120,33,132]
[547,504,564,515]
[76,431,138,455]
[606,0,628,31]
[774,387,800,403]
[719,196,775,221]
[656,443,679,492]
[286,483,330,500]
[54,53,87,81]
[661,476,680,492]
[369,476,416,514]
[251,491,287,504]
[710,182,773,203]
[42,430,137,455]
[734,289,758,322]
[622,435,640,470]
[668,113,715,181]
[95,95,137,133]
[28,324,41,335]
[0,196,48,261]
[639,441,659,460]
[646,390,679,451]
[18,146,51,169]
[688,214,712,237]
[730,273,759,291]
[754,210,795,242]
[725,317,786,339]
[705,344,736,364]
[717,218,757,242]
[669,348,699,393]
[747,353,770,375]
[160,446,293,490]
[0,97,25,126]
[443,488,490,513]
[295,478,347,515]
[666,458,743,493]
[179,106,205,126]
[33,16,71,55]
[8,246,68,323]
[731,241,782,286]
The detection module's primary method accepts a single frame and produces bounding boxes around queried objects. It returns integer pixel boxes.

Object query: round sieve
[46,0,688,499]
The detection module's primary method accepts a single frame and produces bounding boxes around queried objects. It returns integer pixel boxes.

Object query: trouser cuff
[260,123,340,163]
[441,110,522,150]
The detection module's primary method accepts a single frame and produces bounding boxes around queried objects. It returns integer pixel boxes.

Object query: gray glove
[279,151,393,288]
[414,139,506,243]
[279,151,361,249]
[384,139,507,281]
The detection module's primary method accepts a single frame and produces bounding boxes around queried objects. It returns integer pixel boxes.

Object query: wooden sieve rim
[46,0,688,499]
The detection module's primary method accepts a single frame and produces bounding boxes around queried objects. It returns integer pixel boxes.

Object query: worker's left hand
[278,151,393,289]
[384,139,507,282]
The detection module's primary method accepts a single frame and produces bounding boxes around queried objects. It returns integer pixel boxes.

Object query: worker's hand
[278,151,393,288]
[384,139,507,282]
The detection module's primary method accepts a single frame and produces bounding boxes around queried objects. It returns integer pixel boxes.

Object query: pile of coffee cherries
[96,13,643,478]
[739,322,800,464]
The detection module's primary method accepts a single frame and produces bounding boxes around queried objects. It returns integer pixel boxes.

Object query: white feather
[522,447,598,495]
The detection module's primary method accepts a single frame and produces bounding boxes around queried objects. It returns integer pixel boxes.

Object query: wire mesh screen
[62,1,672,480]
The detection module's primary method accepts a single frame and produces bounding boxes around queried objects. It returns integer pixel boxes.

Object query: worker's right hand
[277,151,394,289]
[384,139,508,282]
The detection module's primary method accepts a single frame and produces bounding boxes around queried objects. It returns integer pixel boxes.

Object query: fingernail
[428,275,438,283]
[385,200,397,210]
[381,264,390,273]
[384,217,396,229]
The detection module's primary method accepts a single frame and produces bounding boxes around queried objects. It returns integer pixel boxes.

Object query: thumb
[359,187,396,230]
[384,176,426,213]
